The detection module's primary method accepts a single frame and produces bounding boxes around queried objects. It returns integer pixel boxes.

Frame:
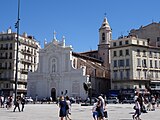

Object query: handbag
[104,111,108,118]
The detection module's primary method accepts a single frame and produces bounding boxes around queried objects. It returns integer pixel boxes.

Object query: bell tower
[98,16,112,68]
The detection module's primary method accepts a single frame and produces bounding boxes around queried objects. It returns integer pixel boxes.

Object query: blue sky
[1,0,160,52]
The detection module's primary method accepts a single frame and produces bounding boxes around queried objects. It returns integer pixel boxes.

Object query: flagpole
[14,0,20,103]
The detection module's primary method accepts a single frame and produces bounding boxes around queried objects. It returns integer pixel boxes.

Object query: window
[126,69,130,79]
[5,52,8,59]
[102,33,105,42]
[9,52,12,59]
[119,41,122,45]
[118,60,124,67]
[155,72,158,78]
[113,70,117,80]
[144,70,147,79]
[1,44,3,49]
[125,40,129,44]
[9,43,12,50]
[137,58,141,67]
[5,62,7,68]
[149,51,152,58]
[120,71,123,80]
[155,60,158,68]
[150,60,153,68]
[113,60,117,67]
[137,70,141,79]
[126,59,130,66]
[137,49,140,56]
[119,50,123,56]
[113,51,117,57]
[143,50,146,56]
[113,42,116,46]
[5,44,8,49]
[125,49,129,55]
[142,59,147,67]
[154,52,157,58]
[9,62,12,69]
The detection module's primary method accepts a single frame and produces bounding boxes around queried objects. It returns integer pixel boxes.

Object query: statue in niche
[51,59,56,73]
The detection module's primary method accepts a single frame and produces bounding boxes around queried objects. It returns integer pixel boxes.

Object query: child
[92,99,98,120]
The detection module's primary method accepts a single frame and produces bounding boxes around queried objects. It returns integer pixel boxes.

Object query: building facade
[129,22,160,47]
[27,36,89,100]
[110,36,160,93]
[0,28,40,97]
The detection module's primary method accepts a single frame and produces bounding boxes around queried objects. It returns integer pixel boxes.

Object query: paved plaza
[0,103,160,120]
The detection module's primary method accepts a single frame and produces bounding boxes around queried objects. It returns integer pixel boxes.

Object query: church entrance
[51,88,56,101]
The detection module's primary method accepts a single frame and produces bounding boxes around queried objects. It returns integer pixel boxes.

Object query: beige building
[129,22,160,47]
[0,28,40,97]
[110,36,160,92]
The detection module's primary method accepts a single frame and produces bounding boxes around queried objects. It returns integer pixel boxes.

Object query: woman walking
[59,96,67,120]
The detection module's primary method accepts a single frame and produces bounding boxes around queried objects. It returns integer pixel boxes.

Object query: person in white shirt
[133,98,141,120]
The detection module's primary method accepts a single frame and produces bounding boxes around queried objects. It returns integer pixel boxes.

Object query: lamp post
[14,0,20,103]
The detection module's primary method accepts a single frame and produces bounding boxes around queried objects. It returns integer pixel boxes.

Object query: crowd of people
[0,96,13,109]
[132,92,160,120]
[1,93,160,120]
[0,95,26,112]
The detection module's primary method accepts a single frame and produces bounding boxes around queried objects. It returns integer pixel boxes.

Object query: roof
[72,52,103,64]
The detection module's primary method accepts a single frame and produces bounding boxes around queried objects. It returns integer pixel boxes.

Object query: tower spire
[53,30,57,41]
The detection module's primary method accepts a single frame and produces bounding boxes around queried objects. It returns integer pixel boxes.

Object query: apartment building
[110,36,160,92]
[0,28,40,97]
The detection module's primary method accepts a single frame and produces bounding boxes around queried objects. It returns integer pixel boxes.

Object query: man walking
[13,97,21,112]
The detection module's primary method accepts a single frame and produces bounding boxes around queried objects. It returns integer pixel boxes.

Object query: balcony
[21,49,32,56]
[20,41,38,49]
[21,58,32,64]
[20,68,29,74]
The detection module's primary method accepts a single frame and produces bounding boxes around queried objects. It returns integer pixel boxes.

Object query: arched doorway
[51,88,56,101]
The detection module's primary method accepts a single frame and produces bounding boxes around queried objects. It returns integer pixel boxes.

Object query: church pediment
[41,42,63,53]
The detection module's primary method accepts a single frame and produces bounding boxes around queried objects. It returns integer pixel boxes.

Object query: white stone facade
[27,37,88,100]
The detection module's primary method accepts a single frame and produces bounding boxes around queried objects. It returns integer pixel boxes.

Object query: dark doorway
[51,88,56,101]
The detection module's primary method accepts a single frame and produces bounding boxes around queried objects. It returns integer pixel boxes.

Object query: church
[27,17,111,101]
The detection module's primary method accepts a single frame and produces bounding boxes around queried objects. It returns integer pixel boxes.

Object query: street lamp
[14,0,20,103]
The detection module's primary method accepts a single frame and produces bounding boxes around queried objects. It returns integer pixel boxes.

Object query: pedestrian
[65,96,72,120]
[96,96,105,120]
[0,96,4,108]
[132,98,141,120]
[156,96,160,107]
[13,97,21,112]
[59,96,67,120]
[21,97,25,112]
[151,95,156,111]
[92,98,98,120]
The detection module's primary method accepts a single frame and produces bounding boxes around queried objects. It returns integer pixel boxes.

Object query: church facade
[27,36,89,101]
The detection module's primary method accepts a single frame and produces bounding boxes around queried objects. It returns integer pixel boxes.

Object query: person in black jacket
[21,97,25,112]
[13,97,21,112]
